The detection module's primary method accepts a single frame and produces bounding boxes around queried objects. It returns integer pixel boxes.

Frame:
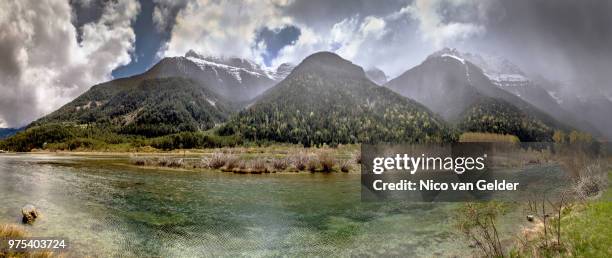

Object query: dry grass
[292,153,309,171]
[459,132,520,143]
[129,156,151,166]
[318,152,335,172]
[0,224,27,238]
[238,160,248,170]
[249,159,268,173]
[127,145,362,174]
[354,152,362,164]
[223,155,239,171]
[165,158,184,168]
[206,153,227,169]
[340,160,351,173]
[557,151,591,178]
[0,224,58,258]
[271,158,289,171]
[572,163,608,200]
[307,157,319,172]
[156,157,170,167]
[130,156,184,168]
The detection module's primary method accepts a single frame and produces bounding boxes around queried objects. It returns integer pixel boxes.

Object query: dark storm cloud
[467,0,612,95]
[69,0,105,42]
[285,0,407,29]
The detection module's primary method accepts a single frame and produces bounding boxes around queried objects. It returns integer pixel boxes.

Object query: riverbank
[126,145,360,174]
[514,170,611,257]
[1,144,362,174]
[0,224,56,258]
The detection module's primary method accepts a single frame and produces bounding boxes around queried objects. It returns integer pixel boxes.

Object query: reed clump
[292,153,310,171]
[340,160,351,173]
[318,152,335,172]
[272,158,289,171]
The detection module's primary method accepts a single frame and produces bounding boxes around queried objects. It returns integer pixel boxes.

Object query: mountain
[221,52,453,146]
[555,92,612,140]
[386,48,566,141]
[458,52,606,140]
[272,63,296,81]
[28,50,294,138]
[366,67,388,85]
[34,77,232,137]
[143,50,281,102]
[0,128,21,139]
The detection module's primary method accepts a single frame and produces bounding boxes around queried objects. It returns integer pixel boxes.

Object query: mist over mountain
[385,48,566,141]
[457,50,608,140]
[221,52,452,146]
[365,68,388,85]
[553,90,612,140]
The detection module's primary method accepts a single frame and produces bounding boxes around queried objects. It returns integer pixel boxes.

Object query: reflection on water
[0,154,469,257]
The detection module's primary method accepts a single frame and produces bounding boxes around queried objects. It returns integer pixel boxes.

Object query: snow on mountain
[144,50,280,102]
[546,90,562,104]
[272,63,295,81]
[440,53,465,64]
[184,50,273,81]
[186,56,264,83]
[433,48,531,89]
[440,48,608,139]
[183,50,296,83]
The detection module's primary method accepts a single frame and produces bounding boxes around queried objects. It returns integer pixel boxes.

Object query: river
[0,154,488,257]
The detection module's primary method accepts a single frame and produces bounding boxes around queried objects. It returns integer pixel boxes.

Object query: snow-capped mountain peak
[272,63,296,81]
[184,50,272,82]
[431,48,531,88]
[183,50,295,82]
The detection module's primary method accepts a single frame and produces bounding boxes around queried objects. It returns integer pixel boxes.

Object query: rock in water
[21,204,39,224]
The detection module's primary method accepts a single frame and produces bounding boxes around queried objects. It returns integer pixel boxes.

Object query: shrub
[206,153,227,169]
[340,160,351,173]
[166,158,184,168]
[130,156,151,166]
[572,164,608,200]
[354,152,362,164]
[1,124,75,152]
[249,159,267,173]
[272,158,289,171]
[455,202,507,257]
[318,152,335,172]
[192,159,209,169]
[307,157,319,172]
[157,157,170,167]
[459,132,520,143]
[224,155,239,170]
[149,132,242,150]
[292,153,309,171]
[66,137,99,150]
[237,160,248,170]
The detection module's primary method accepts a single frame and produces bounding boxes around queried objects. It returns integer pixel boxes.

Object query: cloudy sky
[1,0,611,127]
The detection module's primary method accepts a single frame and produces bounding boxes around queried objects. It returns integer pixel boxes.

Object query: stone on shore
[21,204,39,224]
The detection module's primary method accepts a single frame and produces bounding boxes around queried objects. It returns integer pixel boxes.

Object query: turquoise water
[0,154,472,257]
